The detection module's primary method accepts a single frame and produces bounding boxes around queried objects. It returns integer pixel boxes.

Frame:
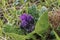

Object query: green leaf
[28,5,39,23]
[2,0,5,6]
[0,20,3,27]
[0,20,3,36]
[20,0,24,4]
[0,28,2,36]
[53,31,60,40]
[57,0,60,6]
[6,33,26,40]
[35,11,49,35]
[3,24,24,35]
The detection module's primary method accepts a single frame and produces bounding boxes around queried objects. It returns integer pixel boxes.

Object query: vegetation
[0,0,60,40]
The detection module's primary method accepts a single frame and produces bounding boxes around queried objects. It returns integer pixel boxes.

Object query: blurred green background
[0,0,60,40]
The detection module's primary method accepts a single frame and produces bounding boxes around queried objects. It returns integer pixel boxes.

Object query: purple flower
[20,13,35,33]
[21,20,28,27]
[20,13,27,21]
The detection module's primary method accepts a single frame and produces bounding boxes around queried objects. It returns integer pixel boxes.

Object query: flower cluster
[20,13,35,33]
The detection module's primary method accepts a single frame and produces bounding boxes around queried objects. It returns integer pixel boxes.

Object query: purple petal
[21,20,28,27]
[20,13,28,21]
[27,14,33,21]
